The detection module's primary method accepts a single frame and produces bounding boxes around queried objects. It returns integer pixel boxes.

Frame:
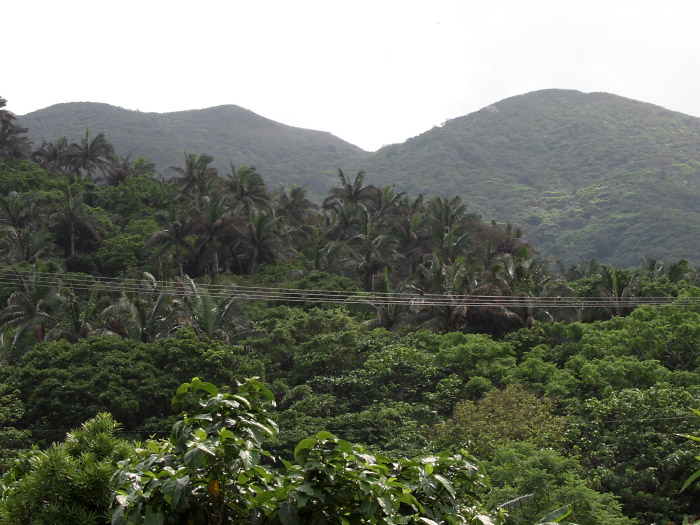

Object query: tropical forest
[0,92,700,525]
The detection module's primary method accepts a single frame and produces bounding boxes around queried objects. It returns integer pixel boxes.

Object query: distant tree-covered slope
[18,102,369,197]
[367,89,700,266]
[18,89,700,265]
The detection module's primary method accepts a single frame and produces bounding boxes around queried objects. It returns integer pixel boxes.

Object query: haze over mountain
[18,89,700,266]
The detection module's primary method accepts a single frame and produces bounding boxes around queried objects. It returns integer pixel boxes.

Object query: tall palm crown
[190,191,233,275]
[65,130,115,179]
[102,154,156,186]
[224,164,270,213]
[169,152,217,198]
[0,97,31,159]
[148,209,194,278]
[33,138,71,175]
[49,187,102,257]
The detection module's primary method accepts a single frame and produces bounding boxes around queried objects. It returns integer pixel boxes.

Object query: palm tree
[301,227,346,274]
[102,273,182,342]
[169,152,217,199]
[323,169,376,209]
[389,195,432,278]
[324,197,363,242]
[0,267,59,356]
[32,138,71,175]
[190,191,233,275]
[174,277,248,344]
[65,130,115,179]
[323,170,379,242]
[224,164,270,213]
[368,185,405,227]
[427,195,475,264]
[363,269,420,331]
[147,209,194,278]
[274,184,318,250]
[0,191,38,231]
[475,254,577,332]
[240,208,286,273]
[276,184,317,225]
[45,283,115,343]
[409,254,477,332]
[0,227,57,264]
[49,186,102,257]
[0,97,31,159]
[0,192,55,263]
[345,207,399,292]
[101,154,156,186]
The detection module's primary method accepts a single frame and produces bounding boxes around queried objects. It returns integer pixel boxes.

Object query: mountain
[18,102,368,197]
[17,90,700,266]
[366,89,700,266]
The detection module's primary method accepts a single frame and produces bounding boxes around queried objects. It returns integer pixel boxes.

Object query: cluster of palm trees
[0,270,247,363]
[6,105,684,355]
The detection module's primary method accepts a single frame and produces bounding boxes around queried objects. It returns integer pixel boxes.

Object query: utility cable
[0,269,697,309]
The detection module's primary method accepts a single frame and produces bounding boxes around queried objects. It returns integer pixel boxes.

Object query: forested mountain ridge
[366,89,700,266]
[17,89,700,266]
[19,102,368,197]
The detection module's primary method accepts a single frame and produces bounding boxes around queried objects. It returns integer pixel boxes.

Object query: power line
[0,268,697,309]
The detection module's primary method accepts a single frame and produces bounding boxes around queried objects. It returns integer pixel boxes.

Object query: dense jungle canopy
[0,94,699,524]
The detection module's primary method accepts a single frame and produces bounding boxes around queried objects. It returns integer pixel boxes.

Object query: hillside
[18,90,700,266]
[18,102,368,197]
[367,89,700,266]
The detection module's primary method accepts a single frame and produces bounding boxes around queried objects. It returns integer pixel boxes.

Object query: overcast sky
[5,0,700,151]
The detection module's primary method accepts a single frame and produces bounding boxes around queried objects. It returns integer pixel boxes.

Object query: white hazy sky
[5,0,700,151]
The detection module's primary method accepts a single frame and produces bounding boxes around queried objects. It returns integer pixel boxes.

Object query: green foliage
[485,442,632,525]
[0,412,134,525]
[0,384,30,474]
[112,378,501,525]
[96,233,145,276]
[571,387,700,523]
[433,385,567,458]
[679,407,700,493]
[2,334,265,445]
[111,377,279,524]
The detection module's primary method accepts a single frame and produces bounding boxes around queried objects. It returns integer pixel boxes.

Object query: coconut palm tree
[0,97,31,159]
[0,191,38,231]
[101,154,156,186]
[345,207,399,292]
[0,267,60,356]
[0,227,57,264]
[174,277,248,344]
[45,282,115,343]
[190,191,233,275]
[169,152,217,199]
[102,273,183,342]
[65,130,115,180]
[427,195,475,264]
[224,164,270,213]
[323,169,377,209]
[147,209,194,278]
[32,137,71,175]
[301,227,346,274]
[409,254,477,332]
[389,195,432,278]
[49,186,102,257]
[240,208,286,273]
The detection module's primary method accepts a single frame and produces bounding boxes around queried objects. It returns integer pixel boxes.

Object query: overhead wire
[0,268,697,309]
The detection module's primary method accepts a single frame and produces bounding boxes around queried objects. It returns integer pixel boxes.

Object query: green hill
[18,102,368,197]
[18,89,700,266]
[367,89,700,266]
